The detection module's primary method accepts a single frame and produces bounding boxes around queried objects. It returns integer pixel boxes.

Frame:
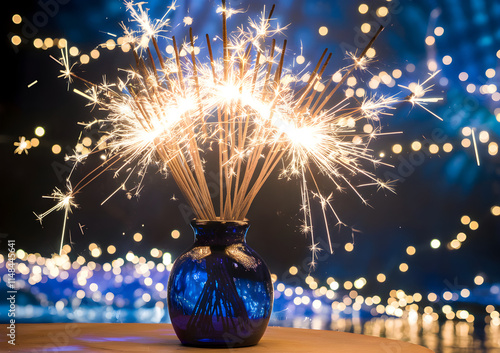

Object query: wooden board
[2,323,434,352]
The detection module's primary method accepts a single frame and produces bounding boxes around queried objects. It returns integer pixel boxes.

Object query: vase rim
[192,218,249,225]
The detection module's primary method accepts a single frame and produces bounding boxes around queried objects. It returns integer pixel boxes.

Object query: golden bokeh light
[318,26,328,36]
[358,4,369,14]
[479,130,489,143]
[80,54,90,64]
[425,36,435,46]
[392,69,402,79]
[58,38,68,48]
[457,232,467,242]
[90,49,100,59]
[33,38,43,49]
[411,141,421,151]
[427,59,438,72]
[52,144,62,154]
[69,46,79,56]
[442,55,452,65]
[488,142,498,156]
[344,281,353,290]
[35,126,45,137]
[486,68,496,78]
[376,7,388,17]
[428,293,438,302]
[91,247,102,257]
[133,232,143,242]
[406,246,416,256]
[361,23,371,34]
[11,35,22,46]
[121,42,131,53]
[392,144,402,154]
[366,47,376,58]
[12,14,22,24]
[44,38,54,48]
[430,239,441,249]
[106,39,116,50]
[450,239,461,250]
[82,137,92,147]
[434,27,444,36]
[429,144,439,154]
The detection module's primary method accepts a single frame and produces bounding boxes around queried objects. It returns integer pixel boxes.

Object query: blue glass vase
[167,219,273,348]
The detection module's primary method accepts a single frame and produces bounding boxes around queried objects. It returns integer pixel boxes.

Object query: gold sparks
[400,70,443,120]
[38,1,442,262]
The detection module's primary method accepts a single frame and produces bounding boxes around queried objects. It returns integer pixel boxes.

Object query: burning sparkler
[34,184,78,255]
[38,1,441,263]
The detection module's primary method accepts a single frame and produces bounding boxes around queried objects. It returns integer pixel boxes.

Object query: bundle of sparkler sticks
[39,0,441,263]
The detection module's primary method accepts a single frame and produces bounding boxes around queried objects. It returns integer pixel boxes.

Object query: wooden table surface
[2,323,433,352]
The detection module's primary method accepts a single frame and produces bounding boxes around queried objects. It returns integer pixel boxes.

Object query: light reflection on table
[270,314,500,353]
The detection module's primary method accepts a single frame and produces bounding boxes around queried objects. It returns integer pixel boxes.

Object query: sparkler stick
[273,40,287,86]
[222,0,229,81]
[301,51,332,113]
[151,36,166,71]
[189,28,202,112]
[59,207,69,255]
[295,48,328,106]
[171,36,185,90]
[205,33,225,216]
[311,25,385,117]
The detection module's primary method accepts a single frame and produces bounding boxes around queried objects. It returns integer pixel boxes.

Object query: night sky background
[1,0,500,303]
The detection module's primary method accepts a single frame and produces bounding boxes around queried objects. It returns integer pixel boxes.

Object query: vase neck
[191,220,249,246]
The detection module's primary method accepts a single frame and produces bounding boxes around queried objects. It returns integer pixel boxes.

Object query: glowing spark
[471,128,480,166]
[50,46,75,89]
[400,70,443,120]
[216,5,245,18]
[73,88,97,103]
[308,242,322,269]
[99,30,118,37]
[348,51,372,71]
[13,136,29,155]
[27,80,38,88]
[123,0,175,51]
[35,185,78,255]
